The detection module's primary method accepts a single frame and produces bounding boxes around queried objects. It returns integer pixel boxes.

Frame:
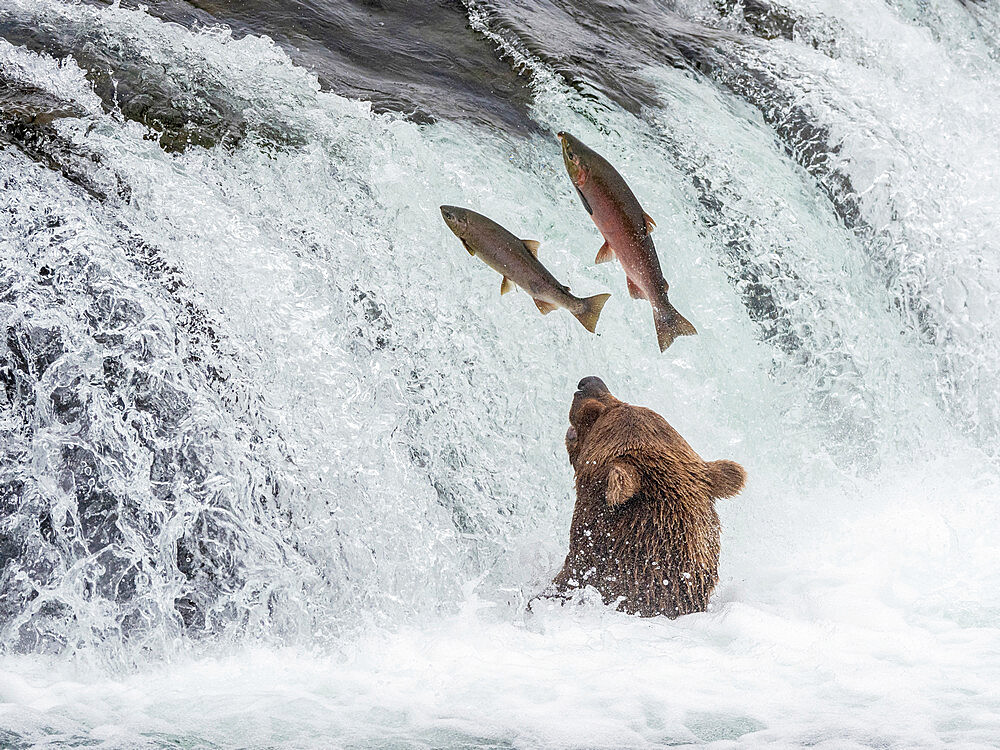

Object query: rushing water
[1,0,1000,746]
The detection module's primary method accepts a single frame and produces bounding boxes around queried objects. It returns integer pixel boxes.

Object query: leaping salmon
[558,132,696,351]
[440,205,611,333]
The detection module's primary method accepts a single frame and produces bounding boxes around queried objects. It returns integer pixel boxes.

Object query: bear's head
[565,376,746,508]
[565,376,621,466]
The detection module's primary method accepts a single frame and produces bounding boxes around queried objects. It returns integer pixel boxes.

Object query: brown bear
[552,376,746,618]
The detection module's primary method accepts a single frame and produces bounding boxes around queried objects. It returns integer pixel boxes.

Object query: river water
[1,0,1000,747]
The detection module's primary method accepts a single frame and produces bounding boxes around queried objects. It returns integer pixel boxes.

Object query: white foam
[1,0,1000,746]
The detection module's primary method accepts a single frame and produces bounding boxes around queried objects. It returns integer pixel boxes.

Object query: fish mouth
[440,205,467,234]
[558,133,582,183]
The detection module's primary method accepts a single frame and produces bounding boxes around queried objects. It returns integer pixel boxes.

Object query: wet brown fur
[554,380,746,617]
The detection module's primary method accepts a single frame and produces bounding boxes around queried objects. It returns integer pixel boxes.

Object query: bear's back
[561,404,723,617]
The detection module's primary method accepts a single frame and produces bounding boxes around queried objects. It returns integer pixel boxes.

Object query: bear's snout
[576,376,609,396]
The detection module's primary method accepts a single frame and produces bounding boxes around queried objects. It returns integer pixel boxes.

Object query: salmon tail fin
[573,293,612,334]
[653,300,697,351]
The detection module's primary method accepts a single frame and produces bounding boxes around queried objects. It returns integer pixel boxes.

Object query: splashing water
[2,0,1000,746]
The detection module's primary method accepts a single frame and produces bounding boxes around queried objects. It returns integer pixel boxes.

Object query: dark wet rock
[0,146,304,652]
[58,445,118,553]
[0,77,118,201]
[86,291,145,346]
[12,598,73,653]
[470,1,724,116]
[0,82,81,128]
[130,370,193,435]
[92,549,140,604]
[5,322,65,379]
[0,23,268,154]
[0,13,250,152]
[707,59,939,347]
[0,357,35,417]
[0,729,29,750]
[5,0,509,151]
[0,477,24,515]
[135,0,540,135]
[715,0,799,41]
[49,379,87,425]
[174,593,206,631]
[0,530,23,575]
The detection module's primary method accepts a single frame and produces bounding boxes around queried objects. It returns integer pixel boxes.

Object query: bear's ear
[607,462,641,508]
[706,460,746,499]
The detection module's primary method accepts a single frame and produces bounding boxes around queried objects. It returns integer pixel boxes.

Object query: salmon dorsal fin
[643,212,656,234]
[533,298,558,315]
[522,240,540,258]
[595,240,614,264]
[500,276,515,296]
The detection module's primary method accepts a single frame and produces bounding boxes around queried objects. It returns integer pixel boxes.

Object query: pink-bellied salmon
[558,132,696,351]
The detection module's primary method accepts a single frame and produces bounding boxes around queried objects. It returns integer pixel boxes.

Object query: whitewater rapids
[2,0,1000,746]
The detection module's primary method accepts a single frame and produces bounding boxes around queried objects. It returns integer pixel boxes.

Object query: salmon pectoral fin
[595,241,614,264]
[572,292,611,334]
[626,277,645,300]
[652,297,697,352]
[461,239,475,256]
[522,240,540,258]
[643,212,656,234]
[534,298,558,315]
[500,276,515,296]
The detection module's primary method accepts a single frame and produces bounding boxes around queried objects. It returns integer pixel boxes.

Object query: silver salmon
[558,132,696,351]
[440,205,611,333]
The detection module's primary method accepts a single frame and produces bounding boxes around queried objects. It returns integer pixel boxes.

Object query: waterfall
[1,0,999,745]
